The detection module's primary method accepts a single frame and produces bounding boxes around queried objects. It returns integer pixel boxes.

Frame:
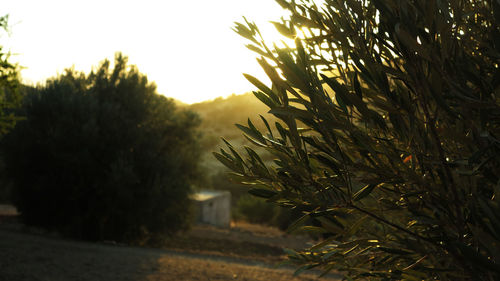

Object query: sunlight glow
[1,0,302,104]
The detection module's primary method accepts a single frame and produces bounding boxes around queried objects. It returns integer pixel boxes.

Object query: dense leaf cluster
[217,0,500,280]
[3,54,201,242]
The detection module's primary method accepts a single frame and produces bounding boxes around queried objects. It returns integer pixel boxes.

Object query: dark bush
[233,194,275,224]
[217,0,500,280]
[233,194,298,230]
[210,169,299,230]
[3,53,201,242]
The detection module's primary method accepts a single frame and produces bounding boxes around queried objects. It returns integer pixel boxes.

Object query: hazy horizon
[1,0,293,104]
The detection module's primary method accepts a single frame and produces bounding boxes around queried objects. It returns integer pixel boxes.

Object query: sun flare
[1,0,327,104]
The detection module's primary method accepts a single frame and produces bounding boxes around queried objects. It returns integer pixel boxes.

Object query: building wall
[193,191,231,228]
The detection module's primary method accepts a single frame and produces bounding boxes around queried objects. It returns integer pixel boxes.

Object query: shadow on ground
[0,206,341,281]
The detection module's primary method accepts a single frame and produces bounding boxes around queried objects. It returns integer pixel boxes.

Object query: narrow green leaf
[271,21,296,38]
[257,58,288,90]
[317,216,344,233]
[346,215,369,236]
[269,106,313,120]
[245,44,268,57]
[353,184,378,201]
[221,138,244,164]
[353,71,363,99]
[294,264,317,276]
[283,248,298,256]
[242,133,267,147]
[213,151,242,173]
[276,48,309,91]
[248,188,277,198]
[244,146,268,172]
[259,115,273,138]
[319,264,336,278]
[253,91,275,108]
[244,73,279,103]
[232,22,259,45]
[378,246,412,255]
[286,213,309,234]
[275,122,289,141]
[235,123,265,143]
[321,74,349,114]
[298,225,328,234]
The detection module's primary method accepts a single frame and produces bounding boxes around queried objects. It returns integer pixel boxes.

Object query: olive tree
[216,0,500,280]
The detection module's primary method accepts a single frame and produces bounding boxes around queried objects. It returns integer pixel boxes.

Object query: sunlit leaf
[271,21,296,38]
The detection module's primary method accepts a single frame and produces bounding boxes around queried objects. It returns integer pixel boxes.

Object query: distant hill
[189,93,276,139]
[186,93,277,183]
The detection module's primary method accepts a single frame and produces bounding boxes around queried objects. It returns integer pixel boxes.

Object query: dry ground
[159,222,314,264]
[0,211,342,281]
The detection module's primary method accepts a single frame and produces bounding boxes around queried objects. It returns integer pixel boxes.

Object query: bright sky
[1,0,290,104]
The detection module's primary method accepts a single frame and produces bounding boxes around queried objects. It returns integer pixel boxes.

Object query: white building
[192,190,231,228]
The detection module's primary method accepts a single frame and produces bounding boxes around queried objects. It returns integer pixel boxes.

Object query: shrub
[233,194,276,224]
[3,53,201,242]
[210,170,249,205]
[216,0,500,279]
[211,170,298,230]
[234,194,298,230]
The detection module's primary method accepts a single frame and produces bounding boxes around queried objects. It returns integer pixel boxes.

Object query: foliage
[188,93,278,179]
[210,170,249,204]
[233,194,276,224]
[233,194,298,230]
[0,14,22,203]
[190,93,275,140]
[216,0,500,280]
[0,14,21,138]
[3,53,201,242]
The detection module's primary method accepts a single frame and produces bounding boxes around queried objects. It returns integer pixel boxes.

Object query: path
[0,225,341,281]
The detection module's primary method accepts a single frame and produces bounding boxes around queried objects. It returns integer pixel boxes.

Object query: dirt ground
[159,222,314,264]
[0,213,342,281]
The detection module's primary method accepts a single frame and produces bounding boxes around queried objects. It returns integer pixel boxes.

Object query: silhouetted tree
[217,0,500,280]
[3,53,201,242]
